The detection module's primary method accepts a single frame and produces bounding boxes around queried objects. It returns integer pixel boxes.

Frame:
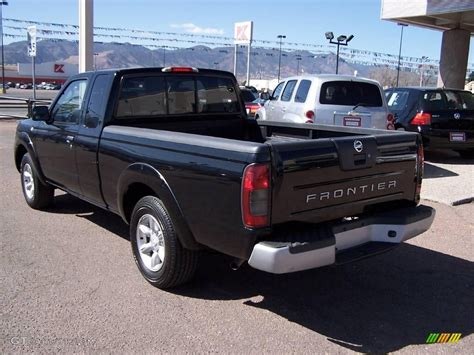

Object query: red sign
[54,64,65,73]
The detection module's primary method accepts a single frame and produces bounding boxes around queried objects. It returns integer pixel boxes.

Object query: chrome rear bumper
[248,204,435,274]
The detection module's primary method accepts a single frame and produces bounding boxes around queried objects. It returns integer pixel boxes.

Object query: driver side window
[51,79,87,124]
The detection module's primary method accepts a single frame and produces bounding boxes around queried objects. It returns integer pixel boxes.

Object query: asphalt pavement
[0,121,473,353]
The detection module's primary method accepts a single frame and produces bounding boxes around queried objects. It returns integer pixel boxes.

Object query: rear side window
[281,80,297,102]
[320,81,382,107]
[86,75,109,124]
[197,77,239,113]
[294,80,311,103]
[116,76,167,117]
[272,82,285,100]
[386,90,410,111]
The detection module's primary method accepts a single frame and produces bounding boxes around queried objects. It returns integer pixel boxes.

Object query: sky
[3,0,474,65]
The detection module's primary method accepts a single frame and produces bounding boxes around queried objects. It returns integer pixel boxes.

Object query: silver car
[256,74,393,130]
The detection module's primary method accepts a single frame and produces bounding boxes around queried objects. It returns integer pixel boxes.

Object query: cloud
[170,23,224,35]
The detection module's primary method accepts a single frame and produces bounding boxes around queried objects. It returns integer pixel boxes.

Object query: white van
[256,75,393,130]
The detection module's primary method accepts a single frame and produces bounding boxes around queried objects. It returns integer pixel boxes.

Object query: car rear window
[444,90,474,110]
[294,80,311,103]
[320,81,382,107]
[116,74,239,118]
[240,89,257,103]
[386,90,410,111]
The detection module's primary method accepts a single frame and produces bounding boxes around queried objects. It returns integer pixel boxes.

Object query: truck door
[33,79,88,193]
[75,74,112,206]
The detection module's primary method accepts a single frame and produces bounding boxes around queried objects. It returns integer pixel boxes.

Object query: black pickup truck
[15,67,435,289]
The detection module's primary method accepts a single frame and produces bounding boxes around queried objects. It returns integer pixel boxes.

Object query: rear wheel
[130,196,198,289]
[457,149,474,159]
[20,153,54,209]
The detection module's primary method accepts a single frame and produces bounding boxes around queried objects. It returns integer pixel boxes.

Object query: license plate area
[343,116,361,127]
[449,132,466,142]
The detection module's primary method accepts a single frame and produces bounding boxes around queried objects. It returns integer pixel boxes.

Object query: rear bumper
[248,204,435,274]
[416,126,474,150]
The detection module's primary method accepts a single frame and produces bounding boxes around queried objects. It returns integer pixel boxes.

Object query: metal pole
[0,3,5,94]
[79,0,94,72]
[246,42,251,85]
[163,48,166,67]
[278,37,282,81]
[32,56,36,100]
[396,24,407,87]
[233,44,237,76]
[336,43,340,74]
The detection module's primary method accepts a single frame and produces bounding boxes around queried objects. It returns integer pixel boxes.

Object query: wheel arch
[117,163,200,250]
[15,133,48,185]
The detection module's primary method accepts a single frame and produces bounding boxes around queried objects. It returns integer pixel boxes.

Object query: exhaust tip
[230,259,245,271]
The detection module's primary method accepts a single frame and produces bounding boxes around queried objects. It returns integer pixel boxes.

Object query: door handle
[66,135,75,144]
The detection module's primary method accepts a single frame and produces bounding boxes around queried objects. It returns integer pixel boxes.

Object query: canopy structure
[381,0,474,88]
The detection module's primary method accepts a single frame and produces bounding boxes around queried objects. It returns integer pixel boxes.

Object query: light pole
[396,23,408,87]
[0,1,8,94]
[277,34,286,81]
[325,32,354,74]
[163,47,166,67]
[296,56,302,75]
[93,52,98,71]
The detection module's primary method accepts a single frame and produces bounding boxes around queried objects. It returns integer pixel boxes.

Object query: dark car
[385,87,474,158]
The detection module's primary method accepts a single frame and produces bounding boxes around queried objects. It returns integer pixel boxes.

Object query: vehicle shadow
[45,193,129,241]
[425,149,474,165]
[177,245,474,353]
[424,162,458,179]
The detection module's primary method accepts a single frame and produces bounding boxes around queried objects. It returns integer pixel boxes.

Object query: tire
[457,149,474,159]
[130,196,198,289]
[20,153,54,209]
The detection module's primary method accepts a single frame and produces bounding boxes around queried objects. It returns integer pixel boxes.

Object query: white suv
[256,75,394,130]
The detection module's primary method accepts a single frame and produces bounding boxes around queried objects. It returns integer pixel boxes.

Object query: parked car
[240,87,262,117]
[385,87,474,159]
[15,67,434,289]
[256,75,394,130]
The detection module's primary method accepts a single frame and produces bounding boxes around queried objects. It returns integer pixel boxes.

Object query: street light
[325,31,354,74]
[296,56,302,75]
[420,56,429,87]
[396,23,408,87]
[0,1,8,94]
[277,34,286,81]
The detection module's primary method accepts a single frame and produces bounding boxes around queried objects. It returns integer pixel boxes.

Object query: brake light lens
[411,112,431,126]
[242,164,270,228]
[305,110,315,119]
[386,113,395,130]
[161,67,198,73]
[245,103,261,114]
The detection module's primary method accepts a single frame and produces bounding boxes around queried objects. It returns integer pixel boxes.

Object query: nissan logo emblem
[454,113,461,120]
[354,140,363,153]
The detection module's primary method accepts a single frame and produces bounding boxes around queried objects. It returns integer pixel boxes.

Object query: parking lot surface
[1,120,473,353]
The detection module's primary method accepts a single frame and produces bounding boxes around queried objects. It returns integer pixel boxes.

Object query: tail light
[305,110,315,119]
[245,103,260,115]
[387,113,395,130]
[242,164,270,228]
[415,142,424,203]
[411,112,431,126]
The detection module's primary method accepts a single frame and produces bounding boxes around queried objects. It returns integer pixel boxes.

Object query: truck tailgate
[268,133,418,224]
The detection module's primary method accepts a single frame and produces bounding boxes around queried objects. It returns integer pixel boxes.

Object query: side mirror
[31,106,50,122]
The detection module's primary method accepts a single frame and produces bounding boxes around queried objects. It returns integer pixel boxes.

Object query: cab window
[51,79,87,123]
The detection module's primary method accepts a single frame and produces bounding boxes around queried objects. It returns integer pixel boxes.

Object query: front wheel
[130,196,198,289]
[20,153,54,209]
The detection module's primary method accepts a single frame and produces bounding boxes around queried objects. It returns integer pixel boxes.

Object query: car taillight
[305,110,315,119]
[411,112,431,125]
[415,143,424,203]
[161,67,198,73]
[242,164,270,228]
[386,113,395,130]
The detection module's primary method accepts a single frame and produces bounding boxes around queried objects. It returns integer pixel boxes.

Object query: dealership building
[381,0,474,89]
